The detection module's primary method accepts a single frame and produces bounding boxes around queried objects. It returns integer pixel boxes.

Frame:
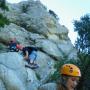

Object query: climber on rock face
[8,38,19,52]
[17,44,38,68]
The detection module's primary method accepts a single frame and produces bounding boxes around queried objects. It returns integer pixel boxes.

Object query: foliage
[21,4,29,13]
[76,53,90,90]
[73,14,90,90]
[35,73,41,80]
[49,10,59,20]
[47,57,79,83]
[73,14,90,54]
[48,54,90,90]
[0,14,10,27]
[0,44,3,50]
[0,0,9,11]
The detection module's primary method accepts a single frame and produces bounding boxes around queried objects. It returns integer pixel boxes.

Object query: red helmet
[16,44,23,50]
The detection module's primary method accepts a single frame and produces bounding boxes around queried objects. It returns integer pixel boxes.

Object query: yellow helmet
[60,64,81,77]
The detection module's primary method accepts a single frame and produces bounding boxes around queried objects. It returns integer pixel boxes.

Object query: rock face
[39,83,57,90]
[0,0,78,90]
[0,52,39,90]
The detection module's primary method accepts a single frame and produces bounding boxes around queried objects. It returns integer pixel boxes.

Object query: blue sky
[7,0,90,44]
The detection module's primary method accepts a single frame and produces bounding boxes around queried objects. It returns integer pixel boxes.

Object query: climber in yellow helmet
[57,64,81,90]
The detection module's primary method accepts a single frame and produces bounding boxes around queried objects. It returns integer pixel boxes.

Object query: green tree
[0,14,10,27]
[0,0,9,11]
[73,14,90,90]
[76,53,90,90]
[73,14,90,54]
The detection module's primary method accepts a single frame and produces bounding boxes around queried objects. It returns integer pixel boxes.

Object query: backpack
[22,46,38,55]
